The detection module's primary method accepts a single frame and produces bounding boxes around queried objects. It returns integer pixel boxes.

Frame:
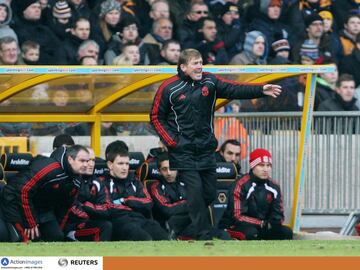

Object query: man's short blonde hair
[177,49,201,68]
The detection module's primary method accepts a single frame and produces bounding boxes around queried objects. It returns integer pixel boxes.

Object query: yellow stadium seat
[0,137,28,154]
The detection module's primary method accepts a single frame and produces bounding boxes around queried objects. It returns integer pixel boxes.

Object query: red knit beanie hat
[249,148,272,169]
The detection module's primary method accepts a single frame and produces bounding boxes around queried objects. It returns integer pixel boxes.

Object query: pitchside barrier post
[0,65,335,233]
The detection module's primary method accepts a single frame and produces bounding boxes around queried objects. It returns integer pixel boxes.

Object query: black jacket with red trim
[105,172,153,217]
[62,174,134,233]
[150,70,265,170]
[150,179,188,220]
[0,147,81,229]
[219,172,284,229]
[61,175,110,233]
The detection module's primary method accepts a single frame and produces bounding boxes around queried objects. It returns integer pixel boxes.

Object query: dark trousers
[112,212,169,241]
[39,220,64,241]
[231,223,293,240]
[75,220,112,241]
[167,213,193,237]
[178,169,217,239]
[0,207,9,242]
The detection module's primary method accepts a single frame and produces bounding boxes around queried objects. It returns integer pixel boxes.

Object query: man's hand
[263,84,282,98]
[24,225,40,240]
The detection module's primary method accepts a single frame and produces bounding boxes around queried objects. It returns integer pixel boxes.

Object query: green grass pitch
[0,240,360,256]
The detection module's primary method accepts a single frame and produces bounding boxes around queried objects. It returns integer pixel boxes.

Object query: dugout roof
[0,65,334,153]
[0,65,336,234]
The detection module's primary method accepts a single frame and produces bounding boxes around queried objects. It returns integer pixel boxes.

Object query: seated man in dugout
[150,152,194,239]
[104,143,169,241]
[215,139,242,176]
[218,148,293,240]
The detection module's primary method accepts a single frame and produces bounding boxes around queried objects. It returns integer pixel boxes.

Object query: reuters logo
[58,258,68,267]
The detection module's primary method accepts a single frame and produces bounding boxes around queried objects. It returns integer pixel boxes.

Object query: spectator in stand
[299,39,319,64]
[158,39,181,65]
[60,17,91,64]
[104,16,143,65]
[0,36,23,65]
[112,42,140,65]
[39,0,52,25]
[314,61,338,110]
[21,40,40,65]
[132,0,152,38]
[340,33,360,87]
[285,0,331,40]
[68,0,91,20]
[47,0,73,40]
[267,36,306,112]
[145,0,174,38]
[74,83,92,105]
[12,0,61,64]
[215,2,243,59]
[219,148,293,240]
[77,39,100,64]
[332,0,360,32]
[215,139,242,176]
[31,83,50,106]
[149,0,170,22]
[318,10,343,61]
[208,0,242,18]
[318,73,359,111]
[51,88,70,107]
[91,0,122,60]
[248,0,293,59]
[80,55,97,65]
[142,17,173,64]
[0,0,18,43]
[33,87,72,136]
[177,2,209,49]
[292,13,334,63]
[230,30,267,65]
[339,14,360,56]
[193,17,228,64]
[269,33,291,64]
[167,0,192,29]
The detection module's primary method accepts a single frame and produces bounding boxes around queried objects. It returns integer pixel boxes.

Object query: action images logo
[1,258,9,266]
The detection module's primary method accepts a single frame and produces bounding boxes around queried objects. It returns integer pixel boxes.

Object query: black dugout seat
[0,153,33,182]
[129,152,145,172]
[211,162,238,226]
[94,157,109,177]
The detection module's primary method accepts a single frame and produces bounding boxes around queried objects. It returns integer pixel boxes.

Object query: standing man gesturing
[150,48,281,240]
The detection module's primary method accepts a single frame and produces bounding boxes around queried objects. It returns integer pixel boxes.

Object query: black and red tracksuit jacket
[150,70,265,170]
[105,172,153,217]
[219,172,284,229]
[0,147,81,229]
[150,179,188,220]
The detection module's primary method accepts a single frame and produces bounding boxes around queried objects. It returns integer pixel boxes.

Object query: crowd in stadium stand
[0,0,357,68]
[0,0,359,137]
